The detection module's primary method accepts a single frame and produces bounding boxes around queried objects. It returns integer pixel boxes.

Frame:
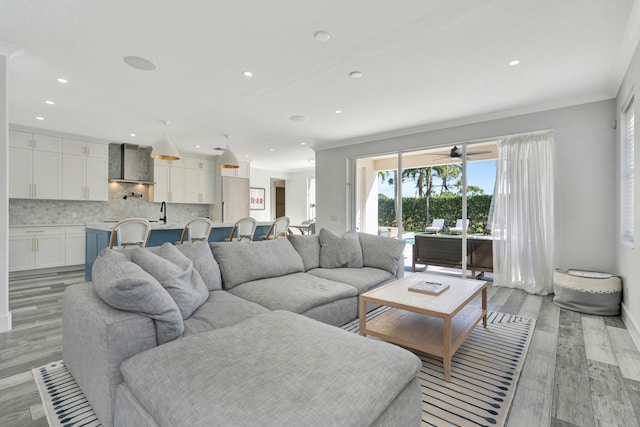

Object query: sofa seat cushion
[119,310,421,427]
[183,290,269,336]
[227,272,357,314]
[307,267,394,294]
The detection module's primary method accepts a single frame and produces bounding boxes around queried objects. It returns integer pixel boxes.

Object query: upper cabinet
[9,130,63,199]
[152,155,216,204]
[62,139,109,201]
[219,160,250,178]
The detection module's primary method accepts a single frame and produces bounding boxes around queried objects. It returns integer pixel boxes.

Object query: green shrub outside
[378,193,492,234]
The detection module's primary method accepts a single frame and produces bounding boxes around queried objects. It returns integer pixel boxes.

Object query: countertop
[85,221,272,232]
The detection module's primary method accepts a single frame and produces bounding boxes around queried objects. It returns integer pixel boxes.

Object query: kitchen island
[85,222,272,281]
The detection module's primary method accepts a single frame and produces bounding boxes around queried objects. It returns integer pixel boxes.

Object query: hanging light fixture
[150,120,180,160]
[218,134,239,168]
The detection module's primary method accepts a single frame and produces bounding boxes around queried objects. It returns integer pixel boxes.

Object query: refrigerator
[219,176,250,223]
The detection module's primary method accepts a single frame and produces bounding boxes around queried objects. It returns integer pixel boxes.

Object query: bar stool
[226,217,257,242]
[109,218,152,249]
[179,218,213,244]
[262,216,290,240]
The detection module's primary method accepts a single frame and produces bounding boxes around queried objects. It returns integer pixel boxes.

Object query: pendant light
[218,134,239,168]
[150,120,180,160]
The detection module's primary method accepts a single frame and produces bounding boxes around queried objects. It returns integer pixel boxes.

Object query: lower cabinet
[65,226,86,266]
[9,226,86,272]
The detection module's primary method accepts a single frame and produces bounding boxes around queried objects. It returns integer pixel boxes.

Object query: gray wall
[316,99,617,274]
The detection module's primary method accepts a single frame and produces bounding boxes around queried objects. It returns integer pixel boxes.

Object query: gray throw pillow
[287,234,320,271]
[92,248,184,344]
[319,228,364,268]
[358,232,406,275]
[130,244,209,320]
[211,239,305,289]
[175,241,222,291]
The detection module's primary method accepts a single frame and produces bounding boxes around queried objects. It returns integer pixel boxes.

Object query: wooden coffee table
[359,273,487,381]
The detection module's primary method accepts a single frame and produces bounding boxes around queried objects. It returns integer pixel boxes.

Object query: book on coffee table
[408,281,450,295]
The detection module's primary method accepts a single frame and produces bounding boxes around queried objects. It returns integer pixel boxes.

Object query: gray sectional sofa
[63,229,422,427]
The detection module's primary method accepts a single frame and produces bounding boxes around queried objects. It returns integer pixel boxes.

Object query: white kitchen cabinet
[65,226,86,265]
[220,160,250,178]
[9,130,63,152]
[9,131,63,200]
[185,156,215,170]
[63,139,108,158]
[185,169,214,204]
[9,228,66,272]
[62,152,108,201]
[153,162,185,203]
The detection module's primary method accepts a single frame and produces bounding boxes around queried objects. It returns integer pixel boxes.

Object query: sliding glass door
[352,142,497,277]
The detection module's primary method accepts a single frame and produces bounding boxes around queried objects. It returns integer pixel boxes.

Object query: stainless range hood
[108,143,155,184]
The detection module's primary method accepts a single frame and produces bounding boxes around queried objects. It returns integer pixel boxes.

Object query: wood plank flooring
[0,269,639,427]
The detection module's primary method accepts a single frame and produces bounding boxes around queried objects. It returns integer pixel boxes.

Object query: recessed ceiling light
[195,145,201,148]
[289,115,306,122]
[129,133,136,137]
[244,154,249,157]
[349,71,363,79]
[509,59,521,66]
[243,71,253,77]
[36,116,44,120]
[57,78,68,84]
[269,148,275,152]
[45,100,54,105]
[300,142,306,145]
[335,110,342,114]
[314,31,331,42]
[123,56,157,71]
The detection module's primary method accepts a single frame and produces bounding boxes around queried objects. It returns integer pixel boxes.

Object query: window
[621,95,635,247]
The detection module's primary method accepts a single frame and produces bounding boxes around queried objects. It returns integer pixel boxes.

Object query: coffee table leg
[359,297,366,336]
[444,317,452,381]
[482,286,488,328]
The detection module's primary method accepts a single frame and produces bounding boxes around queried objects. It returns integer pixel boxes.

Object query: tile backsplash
[9,182,211,225]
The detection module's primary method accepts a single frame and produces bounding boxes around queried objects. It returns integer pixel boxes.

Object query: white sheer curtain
[492,131,555,295]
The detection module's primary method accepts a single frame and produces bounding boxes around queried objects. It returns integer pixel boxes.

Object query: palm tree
[433,164,462,194]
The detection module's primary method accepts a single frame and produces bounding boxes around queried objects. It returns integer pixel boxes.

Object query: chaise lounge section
[63,230,420,427]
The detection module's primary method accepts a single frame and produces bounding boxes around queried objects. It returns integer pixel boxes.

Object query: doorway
[275,181,286,218]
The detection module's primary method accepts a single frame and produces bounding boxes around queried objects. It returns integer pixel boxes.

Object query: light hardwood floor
[0,270,639,427]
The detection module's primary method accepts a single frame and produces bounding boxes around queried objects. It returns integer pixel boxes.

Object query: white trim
[0,312,12,333]
[0,42,23,57]
[621,302,640,352]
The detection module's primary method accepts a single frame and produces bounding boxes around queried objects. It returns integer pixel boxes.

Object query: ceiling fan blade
[467,150,492,156]
[424,152,450,156]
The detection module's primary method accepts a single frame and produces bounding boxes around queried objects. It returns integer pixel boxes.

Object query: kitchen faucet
[160,201,167,224]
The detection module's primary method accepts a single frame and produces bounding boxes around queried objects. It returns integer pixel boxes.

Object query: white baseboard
[621,302,640,352]
[0,311,12,333]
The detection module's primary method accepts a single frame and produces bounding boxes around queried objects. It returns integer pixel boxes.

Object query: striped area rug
[32,361,101,427]
[33,308,532,427]
[342,307,535,426]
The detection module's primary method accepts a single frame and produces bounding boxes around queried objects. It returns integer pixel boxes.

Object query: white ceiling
[1,0,638,171]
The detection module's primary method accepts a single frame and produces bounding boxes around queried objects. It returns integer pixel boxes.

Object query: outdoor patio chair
[449,219,469,234]
[425,218,445,233]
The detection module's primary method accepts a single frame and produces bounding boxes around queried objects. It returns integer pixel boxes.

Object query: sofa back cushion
[287,234,320,271]
[319,228,363,268]
[358,232,406,275]
[130,244,209,319]
[211,239,305,289]
[174,241,222,291]
[92,248,184,344]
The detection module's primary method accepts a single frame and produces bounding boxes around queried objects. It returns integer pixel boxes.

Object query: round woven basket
[553,269,621,315]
